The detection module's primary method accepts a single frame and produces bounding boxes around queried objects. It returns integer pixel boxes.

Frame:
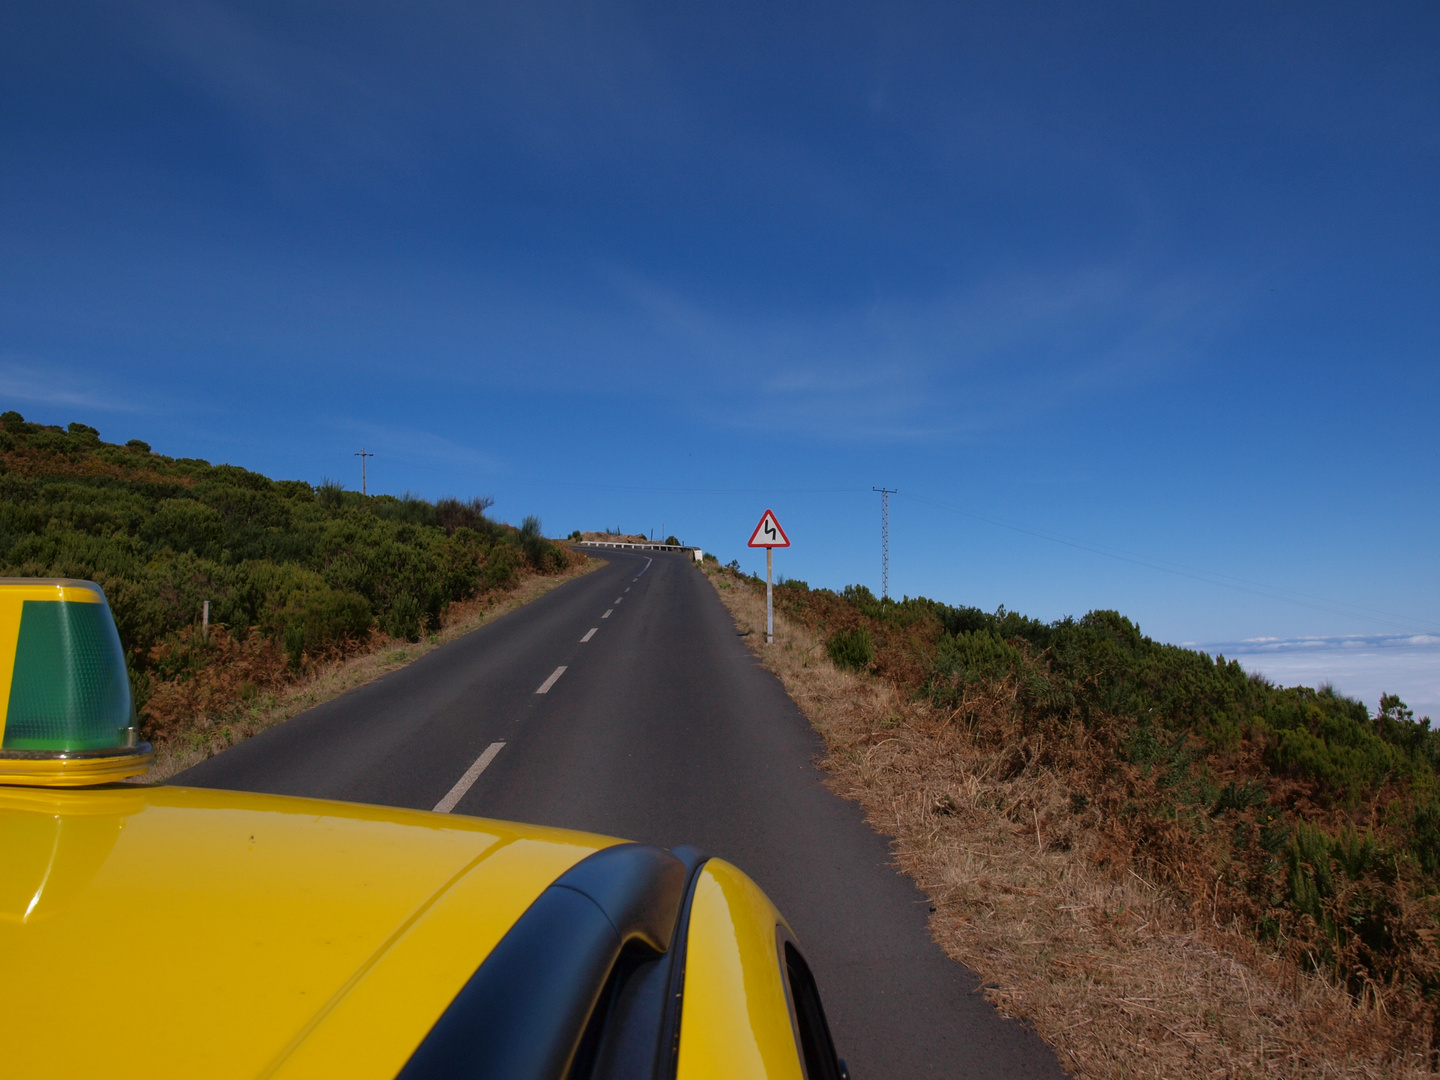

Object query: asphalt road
[177,550,1067,1079]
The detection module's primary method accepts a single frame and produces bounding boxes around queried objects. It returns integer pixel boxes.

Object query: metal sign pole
[766,547,774,645]
[747,508,788,647]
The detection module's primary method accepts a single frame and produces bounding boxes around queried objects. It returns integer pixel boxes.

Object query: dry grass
[140,554,601,783]
[2,441,190,485]
[702,563,1434,1079]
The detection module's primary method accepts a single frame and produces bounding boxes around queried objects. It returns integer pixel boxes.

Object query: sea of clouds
[1188,634,1440,723]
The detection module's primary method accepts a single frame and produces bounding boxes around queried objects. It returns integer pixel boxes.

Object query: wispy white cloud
[132,0,424,191]
[0,356,145,413]
[87,4,1231,449]
[596,260,1226,441]
[129,0,694,189]
[1196,634,1440,653]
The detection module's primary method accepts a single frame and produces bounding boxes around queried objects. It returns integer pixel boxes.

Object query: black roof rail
[580,845,708,1080]
[398,843,708,1080]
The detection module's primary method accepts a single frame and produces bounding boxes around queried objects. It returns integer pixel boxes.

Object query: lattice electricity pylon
[872,487,896,599]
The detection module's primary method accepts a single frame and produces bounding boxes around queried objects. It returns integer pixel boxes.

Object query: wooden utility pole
[355,448,374,496]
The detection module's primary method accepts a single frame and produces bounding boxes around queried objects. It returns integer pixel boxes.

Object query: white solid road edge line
[535,665,567,694]
[433,742,506,813]
[581,628,597,642]
[602,609,613,618]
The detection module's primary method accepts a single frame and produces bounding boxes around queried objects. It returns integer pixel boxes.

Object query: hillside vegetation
[0,411,571,741]
[737,570,1439,1065]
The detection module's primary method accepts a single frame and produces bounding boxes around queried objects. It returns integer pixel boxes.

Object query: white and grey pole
[766,547,774,645]
[749,509,787,644]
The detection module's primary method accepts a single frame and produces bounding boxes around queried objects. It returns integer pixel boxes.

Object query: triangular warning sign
[747,509,790,548]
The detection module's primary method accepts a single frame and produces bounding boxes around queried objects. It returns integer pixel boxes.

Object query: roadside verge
[142,554,602,782]
[699,560,1427,1080]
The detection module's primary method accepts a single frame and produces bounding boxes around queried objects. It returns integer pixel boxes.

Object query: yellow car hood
[0,783,616,1080]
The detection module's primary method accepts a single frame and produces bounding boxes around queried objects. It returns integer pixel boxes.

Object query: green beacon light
[0,579,152,786]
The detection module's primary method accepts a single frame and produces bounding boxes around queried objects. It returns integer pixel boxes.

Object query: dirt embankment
[577,531,651,543]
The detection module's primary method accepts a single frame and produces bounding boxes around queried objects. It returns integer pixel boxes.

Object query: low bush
[827,626,874,671]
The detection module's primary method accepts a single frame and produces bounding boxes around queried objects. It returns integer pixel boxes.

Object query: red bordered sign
[747,509,790,548]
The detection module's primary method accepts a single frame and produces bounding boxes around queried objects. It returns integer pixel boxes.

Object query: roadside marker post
[747,509,790,645]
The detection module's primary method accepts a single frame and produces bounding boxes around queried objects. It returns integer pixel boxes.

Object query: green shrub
[779,581,1440,1014]
[384,593,422,642]
[141,498,227,560]
[284,621,306,671]
[515,515,569,572]
[0,413,560,729]
[280,587,372,659]
[827,627,874,672]
[929,630,1025,702]
[841,584,882,618]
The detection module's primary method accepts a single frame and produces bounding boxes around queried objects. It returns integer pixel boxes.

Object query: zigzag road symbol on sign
[747,509,790,548]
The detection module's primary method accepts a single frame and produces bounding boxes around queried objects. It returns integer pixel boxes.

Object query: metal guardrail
[577,541,694,553]
[577,541,704,561]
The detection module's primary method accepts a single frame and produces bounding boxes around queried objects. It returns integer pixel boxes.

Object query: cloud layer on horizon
[1198,633,1440,720]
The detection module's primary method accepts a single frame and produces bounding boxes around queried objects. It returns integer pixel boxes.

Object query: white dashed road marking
[625,587,630,592]
[433,742,505,813]
[615,597,623,604]
[602,609,613,618]
[535,666,567,694]
[581,628,597,642]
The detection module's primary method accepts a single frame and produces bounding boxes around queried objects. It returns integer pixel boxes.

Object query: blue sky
[3,2,1437,711]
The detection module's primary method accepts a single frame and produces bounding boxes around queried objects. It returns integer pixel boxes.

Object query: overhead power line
[501,479,869,496]
[395,469,1433,636]
[899,491,1440,637]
